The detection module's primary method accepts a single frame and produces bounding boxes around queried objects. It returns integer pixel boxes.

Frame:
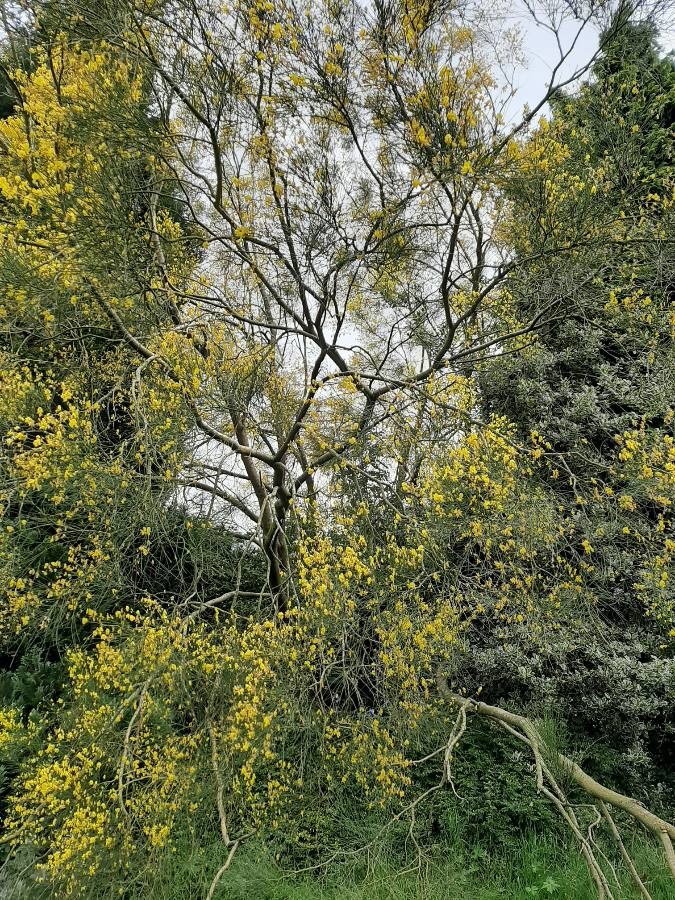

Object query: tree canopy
[0,2,674,898]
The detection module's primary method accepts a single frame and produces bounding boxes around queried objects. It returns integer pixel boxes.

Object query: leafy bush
[452,628,675,807]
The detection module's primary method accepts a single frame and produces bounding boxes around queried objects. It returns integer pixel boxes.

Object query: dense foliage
[0,1,673,897]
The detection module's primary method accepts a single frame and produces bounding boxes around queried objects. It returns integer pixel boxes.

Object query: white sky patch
[507,6,674,121]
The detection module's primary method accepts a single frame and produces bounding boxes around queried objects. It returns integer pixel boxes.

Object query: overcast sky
[509,6,675,119]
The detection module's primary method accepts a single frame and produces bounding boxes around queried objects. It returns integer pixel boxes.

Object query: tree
[1,2,674,898]
[471,8,675,810]
[482,14,674,628]
[28,0,640,606]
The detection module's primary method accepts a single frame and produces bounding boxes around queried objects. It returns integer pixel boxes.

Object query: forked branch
[436,673,675,898]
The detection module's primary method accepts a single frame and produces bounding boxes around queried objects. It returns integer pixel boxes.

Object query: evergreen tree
[474,16,675,788]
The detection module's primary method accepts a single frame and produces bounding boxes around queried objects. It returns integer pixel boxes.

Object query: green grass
[223,840,672,900]
[3,831,672,899]
[128,831,673,900]
[3,791,672,900]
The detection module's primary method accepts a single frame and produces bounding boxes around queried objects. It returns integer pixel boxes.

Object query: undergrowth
[2,808,672,899]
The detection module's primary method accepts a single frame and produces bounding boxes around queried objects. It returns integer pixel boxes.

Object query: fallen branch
[436,673,675,896]
[601,802,652,900]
